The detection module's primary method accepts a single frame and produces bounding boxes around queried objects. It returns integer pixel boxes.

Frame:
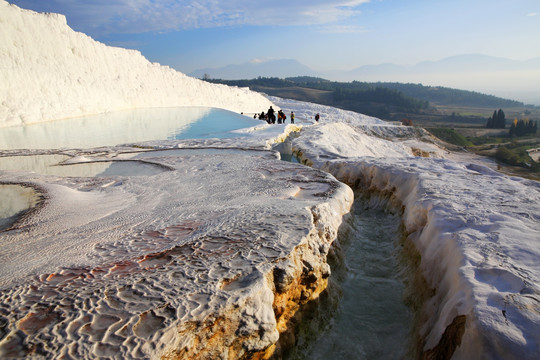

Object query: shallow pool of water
[121,148,271,159]
[288,200,414,359]
[0,155,70,175]
[0,107,260,150]
[0,155,167,177]
[0,184,39,230]
[0,148,274,176]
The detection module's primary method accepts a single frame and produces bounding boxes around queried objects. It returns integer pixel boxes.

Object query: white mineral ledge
[0,145,353,359]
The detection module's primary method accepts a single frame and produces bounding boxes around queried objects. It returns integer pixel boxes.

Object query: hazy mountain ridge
[190,55,540,105]
[189,59,317,80]
[333,55,540,80]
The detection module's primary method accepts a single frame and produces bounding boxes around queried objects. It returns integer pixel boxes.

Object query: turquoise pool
[0,107,261,150]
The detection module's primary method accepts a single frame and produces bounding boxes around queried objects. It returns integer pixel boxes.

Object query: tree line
[205,76,429,115]
[204,76,524,110]
[332,87,428,112]
[378,83,523,108]
[485,108,538,136]
[486,109,506,129]
[509,118,538,136]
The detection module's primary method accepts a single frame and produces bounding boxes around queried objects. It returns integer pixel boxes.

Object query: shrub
[495,146,521,166]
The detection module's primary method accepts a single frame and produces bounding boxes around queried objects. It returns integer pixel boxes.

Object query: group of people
[255,106,295,124]
[253,106,320,125]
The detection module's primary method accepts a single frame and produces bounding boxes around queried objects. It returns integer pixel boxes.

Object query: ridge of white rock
[285,101,540,359]
[0,0,274,128]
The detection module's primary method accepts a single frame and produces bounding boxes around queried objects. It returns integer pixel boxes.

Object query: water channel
[276,142,415,359]
[285,197,415,359]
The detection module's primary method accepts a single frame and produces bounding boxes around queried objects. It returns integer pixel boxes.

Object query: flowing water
[287,198,414,359]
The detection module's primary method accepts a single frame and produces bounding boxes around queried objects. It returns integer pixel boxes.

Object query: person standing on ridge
[290,111,295,124]
[278,110,286,124]
[315,113,320,122]
[267,106,276,124]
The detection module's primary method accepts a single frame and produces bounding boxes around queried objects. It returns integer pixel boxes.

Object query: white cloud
[526,12,538,17]
[11,0,371,36]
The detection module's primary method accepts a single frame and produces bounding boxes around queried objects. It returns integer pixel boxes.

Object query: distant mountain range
[189,55,540,105]
[190,59,317,80]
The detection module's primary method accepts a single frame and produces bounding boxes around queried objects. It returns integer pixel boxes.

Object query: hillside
[205,77,533,123]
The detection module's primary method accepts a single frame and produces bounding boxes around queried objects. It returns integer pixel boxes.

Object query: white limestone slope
[0,0,273,128]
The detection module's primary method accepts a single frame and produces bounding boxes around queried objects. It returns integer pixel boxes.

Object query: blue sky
[10,0,540,74]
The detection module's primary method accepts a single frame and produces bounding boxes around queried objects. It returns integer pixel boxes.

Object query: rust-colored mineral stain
[18,309,61,335]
